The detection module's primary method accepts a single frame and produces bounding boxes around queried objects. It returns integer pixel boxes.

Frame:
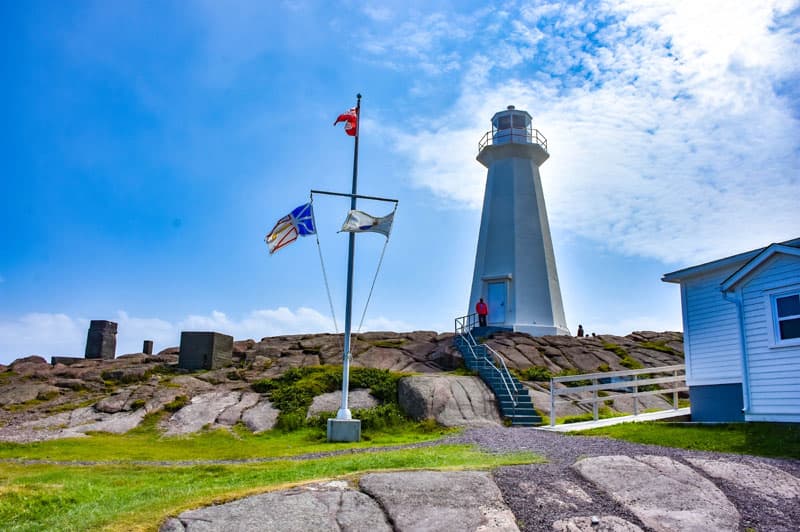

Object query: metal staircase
[454,314,541,426]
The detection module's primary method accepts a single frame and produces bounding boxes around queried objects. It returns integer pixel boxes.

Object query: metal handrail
[548,364,686,427]
[454,313,518,407]
[478,127,548,153]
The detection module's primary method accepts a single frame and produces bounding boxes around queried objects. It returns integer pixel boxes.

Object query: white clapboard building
[663,238,800,422]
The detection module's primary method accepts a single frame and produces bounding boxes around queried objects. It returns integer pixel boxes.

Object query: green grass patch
[0,416,457,463]
[575,421,800,459]
[513,366,552,382]
[447,367,478,377]
[603,343,644,370]
[639,341,683,357]
[541,406,627,426]
[371,339,407,348]
[0,445,542,531]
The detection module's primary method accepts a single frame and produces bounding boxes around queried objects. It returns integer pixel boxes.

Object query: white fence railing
[549,364,687,427]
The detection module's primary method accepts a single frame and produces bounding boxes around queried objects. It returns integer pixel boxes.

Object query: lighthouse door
[487,282,506,325]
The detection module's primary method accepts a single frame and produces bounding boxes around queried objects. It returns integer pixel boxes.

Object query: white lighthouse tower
[468,106,569,336]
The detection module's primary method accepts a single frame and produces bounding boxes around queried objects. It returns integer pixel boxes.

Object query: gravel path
[447,427,800,532]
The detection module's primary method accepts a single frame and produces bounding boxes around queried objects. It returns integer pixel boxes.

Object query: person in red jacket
[476,298,488,327]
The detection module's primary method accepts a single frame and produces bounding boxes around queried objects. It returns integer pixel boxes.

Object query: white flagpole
[336,93,361,421]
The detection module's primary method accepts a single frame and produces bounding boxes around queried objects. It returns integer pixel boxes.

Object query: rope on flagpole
[356,203,398,333]
[310,194,340,334]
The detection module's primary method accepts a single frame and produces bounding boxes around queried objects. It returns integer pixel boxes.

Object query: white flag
[340,210,394,237]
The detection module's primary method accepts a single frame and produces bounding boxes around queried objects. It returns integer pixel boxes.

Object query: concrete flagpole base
[327,418,361,442]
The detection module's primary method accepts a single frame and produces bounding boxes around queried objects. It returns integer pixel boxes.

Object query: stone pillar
[178,332,233,370]
[142,340,154,355]
[85,320,118,360]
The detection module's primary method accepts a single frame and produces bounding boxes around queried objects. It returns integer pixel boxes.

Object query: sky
[1,0,799,364]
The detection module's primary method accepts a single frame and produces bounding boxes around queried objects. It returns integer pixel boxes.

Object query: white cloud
[386,1,800,264]
[0,314,88,363]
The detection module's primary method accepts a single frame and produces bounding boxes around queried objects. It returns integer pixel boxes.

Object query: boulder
[95,388,134,414]
[573,455,740,531]
[686,458,800,503]
[163,480,391,532]
[0,383,60,406]
[306,389,379,418]
[8,355,51,378]
[162,391,241,436]
[240,400,279,433]
[359,470,519,531]
[216,392,261,426]
[398,376,502,427]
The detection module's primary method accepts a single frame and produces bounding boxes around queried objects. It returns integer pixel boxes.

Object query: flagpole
[337,93,361,421]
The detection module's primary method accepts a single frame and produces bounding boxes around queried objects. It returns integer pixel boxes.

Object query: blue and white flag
[340,209,394,238]
[265,203,316,254]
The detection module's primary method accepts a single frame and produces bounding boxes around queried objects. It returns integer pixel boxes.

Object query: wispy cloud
[383,1,800,264]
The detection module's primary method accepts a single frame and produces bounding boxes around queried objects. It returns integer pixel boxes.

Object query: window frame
[765,283,800,348]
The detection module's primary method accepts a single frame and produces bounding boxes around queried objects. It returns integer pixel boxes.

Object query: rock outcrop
[0,330,683,441]
[398,375,503,427]
[573,455,741,531]
[162,471,519,532]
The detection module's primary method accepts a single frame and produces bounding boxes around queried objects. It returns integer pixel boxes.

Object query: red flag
[334,107,358,136]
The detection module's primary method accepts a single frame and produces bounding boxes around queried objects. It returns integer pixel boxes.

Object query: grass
[0,444,542,531]
[512,365,552,382]
[639,340,683,357]
[602,343,644,370]
[0,395,543,531]
[0,413,456,463]
[575,421,800,459]
[541,406,628,426]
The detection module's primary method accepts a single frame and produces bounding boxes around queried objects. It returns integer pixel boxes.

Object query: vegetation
[0,442,542,531]
[371,339,407,348]
[575,422,800,459]
[639,340,683,357]
[541,406,628,426]
[163,395,189,413]
[513,365,552,382]
[603,342,644,370]
[251,365,406,431]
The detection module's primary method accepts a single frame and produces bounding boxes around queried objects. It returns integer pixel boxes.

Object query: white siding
[740,254,800,419]
[683,265,744,386]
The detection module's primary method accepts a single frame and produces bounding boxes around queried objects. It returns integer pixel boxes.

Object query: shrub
[251,365,407,430]
[163,395,189,413]
[516,366,552,381]
[619,356,644,370]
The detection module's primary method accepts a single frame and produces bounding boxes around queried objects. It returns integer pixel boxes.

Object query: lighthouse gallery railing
[478,127,548,153]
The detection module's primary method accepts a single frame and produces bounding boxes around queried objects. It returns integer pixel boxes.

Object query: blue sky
[1,1,799,364]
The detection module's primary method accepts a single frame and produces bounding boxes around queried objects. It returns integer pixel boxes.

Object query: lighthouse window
[496,115,511,130]
[512,114,529,128]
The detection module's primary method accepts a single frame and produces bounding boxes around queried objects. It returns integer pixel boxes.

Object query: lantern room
[491,105,532,145]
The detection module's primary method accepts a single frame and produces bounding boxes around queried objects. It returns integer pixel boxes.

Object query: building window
[775,293,800,341]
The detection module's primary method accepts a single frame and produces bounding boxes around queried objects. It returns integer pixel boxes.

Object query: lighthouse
[468,106,569,336]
